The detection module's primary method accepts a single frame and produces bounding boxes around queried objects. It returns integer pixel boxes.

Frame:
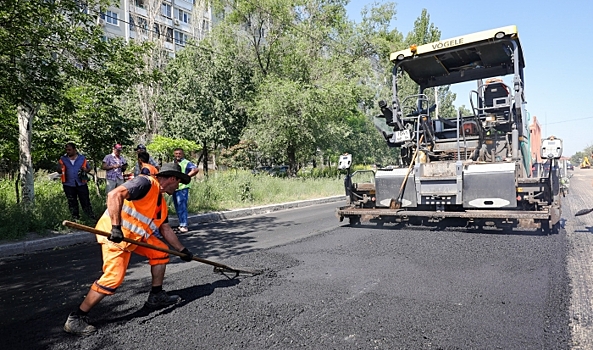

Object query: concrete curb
[169,195,345,226]
[0,195,345,258]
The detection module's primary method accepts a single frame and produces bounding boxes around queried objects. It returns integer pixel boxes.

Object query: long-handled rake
[393,135,424,209]
[63,220,262,279]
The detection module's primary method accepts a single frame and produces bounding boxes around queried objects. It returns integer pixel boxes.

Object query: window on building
[100,10,118,25]
[139,17,148,30]
[202,19,209,33]
[175,9,191,24]
[78,2,89,14]
[166,27,173,43]
[174,30,188,46]
[129,16,135,31]
[135,0,145,8]
[161,3,172,18]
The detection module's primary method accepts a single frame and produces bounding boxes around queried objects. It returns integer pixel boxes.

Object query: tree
[334,1,402,166]
[34,39,149,174]
[0,0,111,204]
[219,140,259,170]
[159,35,254,176]
[0,99,18,174]
[147,136,201,164]
[121,0,175,143]
[213,0,401,171]
[118,0,214,146]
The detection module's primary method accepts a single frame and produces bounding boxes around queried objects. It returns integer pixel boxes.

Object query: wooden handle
[396,134,424,201]
[62,220,242,271]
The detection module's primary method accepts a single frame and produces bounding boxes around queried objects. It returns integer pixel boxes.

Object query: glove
[180,248,193,262]
[108,225,124,243]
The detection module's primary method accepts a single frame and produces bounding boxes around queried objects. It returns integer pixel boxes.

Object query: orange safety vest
[142,163,158,176]
[96,176,168,250]
[59,156,88,184]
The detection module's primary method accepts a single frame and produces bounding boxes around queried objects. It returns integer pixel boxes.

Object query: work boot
[64,313,96,336]
[145,290,180,309]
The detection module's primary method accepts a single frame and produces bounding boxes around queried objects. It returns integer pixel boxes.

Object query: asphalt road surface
[4,169,593,349]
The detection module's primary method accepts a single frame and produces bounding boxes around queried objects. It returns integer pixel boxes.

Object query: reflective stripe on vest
[122,204,159,239]
[120,176,167,241]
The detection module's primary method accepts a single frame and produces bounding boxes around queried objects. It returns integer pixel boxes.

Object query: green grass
[0,169,344,241]
[186,170,344,212]
[0,172,106,241]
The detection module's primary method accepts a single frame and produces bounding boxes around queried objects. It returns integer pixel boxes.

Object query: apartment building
[98,0,212,54]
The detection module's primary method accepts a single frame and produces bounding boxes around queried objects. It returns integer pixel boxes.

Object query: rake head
[575,208,593,217]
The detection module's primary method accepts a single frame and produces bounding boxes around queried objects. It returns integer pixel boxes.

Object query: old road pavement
[3,169,593,349]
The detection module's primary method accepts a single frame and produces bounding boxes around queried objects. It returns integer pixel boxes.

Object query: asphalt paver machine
[337,25,562,233]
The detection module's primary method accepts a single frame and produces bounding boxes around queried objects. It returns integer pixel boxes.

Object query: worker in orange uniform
[138,151,158,176]
[63,163,194,336]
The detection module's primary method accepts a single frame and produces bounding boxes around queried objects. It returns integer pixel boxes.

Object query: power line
[545,116,593,125]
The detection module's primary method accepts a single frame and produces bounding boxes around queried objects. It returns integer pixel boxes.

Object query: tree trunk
[14,172,20,204]
[17,105,35,205]
[92,163,102,197]
[287,146,296,176]
[202,142,209,177]
[196,152,204,167]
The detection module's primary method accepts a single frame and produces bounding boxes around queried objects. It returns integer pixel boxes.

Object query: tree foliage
[219,140,259,170]
[34,39,149,168]
[0,0,465,198]
[148,135,202,163]
[213,0,406,171]
[159,34,254,175]
[1,0,115,203]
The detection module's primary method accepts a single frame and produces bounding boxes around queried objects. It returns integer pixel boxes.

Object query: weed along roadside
[0,170,346,256]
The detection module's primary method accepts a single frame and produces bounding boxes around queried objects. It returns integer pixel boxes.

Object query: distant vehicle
[269,166,288,177]
[540,161,559,178]
[252,166,272,175]
[567,163,574,171]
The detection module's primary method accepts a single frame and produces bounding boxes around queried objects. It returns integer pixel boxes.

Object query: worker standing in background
[133,144,159,176]
[172,148,199,233]
[138,152,158,176]
[57,142,95,220]
[102,144,128,195]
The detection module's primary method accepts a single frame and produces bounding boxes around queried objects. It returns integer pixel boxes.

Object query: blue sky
[346,0,593,156]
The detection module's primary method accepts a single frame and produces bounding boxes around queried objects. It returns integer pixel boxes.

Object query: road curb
[0,195,345,258]
[170,195,345,226]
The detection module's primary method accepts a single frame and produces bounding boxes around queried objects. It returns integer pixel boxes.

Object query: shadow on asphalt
[576,226,593,234]
[102,278,240,327]
[340,220,564,236]
[178,216,286,260]
[0,215,278,349]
